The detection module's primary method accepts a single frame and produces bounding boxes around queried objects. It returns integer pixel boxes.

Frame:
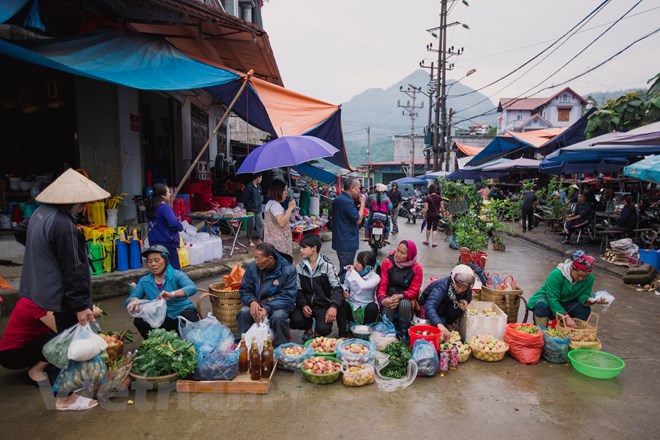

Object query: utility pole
[431,3,445,171]
[366,126,371,188]
[446,109,454,172]
[398,86,424,177]
[425,63,435,171]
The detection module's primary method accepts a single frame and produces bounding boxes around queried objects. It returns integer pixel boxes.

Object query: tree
[585,73,660,138]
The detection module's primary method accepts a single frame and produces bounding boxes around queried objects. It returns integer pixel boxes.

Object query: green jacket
[527,264,594,316]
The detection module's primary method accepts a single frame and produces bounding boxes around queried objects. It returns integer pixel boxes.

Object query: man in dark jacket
[562,193,594,244]
[291,235,344,337]
[387,182,402,234]
[332,177,365,281]
[520,185,538,232]
[237,243,297,346]
[242,173,263,246]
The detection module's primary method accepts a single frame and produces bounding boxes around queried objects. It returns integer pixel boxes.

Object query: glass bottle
[261,336,273,378]
[238,334,249,374]
[249,341,261,381]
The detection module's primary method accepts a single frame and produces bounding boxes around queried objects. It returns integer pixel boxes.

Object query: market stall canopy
[455,142,484,156]
[446,169,505,181]
[482,157,541,171]
[393,176,428,185]
[591,121,660,147]
[542,130,660,163]
[540,157,629,175]
[422,171,451,180]
[236,136,338,174]
[624,155,660,183]
[292,163,338,185]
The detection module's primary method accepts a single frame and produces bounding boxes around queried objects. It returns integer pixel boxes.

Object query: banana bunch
[106,193,128,209]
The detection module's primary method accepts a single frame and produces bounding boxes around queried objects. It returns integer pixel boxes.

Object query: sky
[261,0,660,112]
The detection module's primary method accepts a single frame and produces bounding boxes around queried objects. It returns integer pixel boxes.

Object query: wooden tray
[176,362,277,394]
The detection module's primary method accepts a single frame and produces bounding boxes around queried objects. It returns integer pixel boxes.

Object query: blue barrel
[116,239,129,271]
[129,239,142,269]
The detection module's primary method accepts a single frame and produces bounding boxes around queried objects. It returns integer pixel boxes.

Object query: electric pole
[398,86,424,177]
[366,126,371,188]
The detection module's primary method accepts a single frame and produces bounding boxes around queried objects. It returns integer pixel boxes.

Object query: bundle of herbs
[131,329,197,378]
[380,341,412,379]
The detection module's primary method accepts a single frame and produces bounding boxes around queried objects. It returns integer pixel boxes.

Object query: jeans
[533,299,591,321]
[521,207,534,231]
[236,306,291,347]
[290,307,334,336]
[391,207,399,232]
[336,250,357,282]
[133,307,200,340]
[246,213,264,242]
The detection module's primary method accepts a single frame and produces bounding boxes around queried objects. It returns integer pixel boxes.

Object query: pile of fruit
[307,337,339,354]
[99,330,133,361]
[545,328,568,338]
[301,356,342,375]
[512,324,540,335]
[467,307,497,316]
[448,331,462,343]
[454,340,472,363]
[275,343,313,371]
[468,335,509,362]
[342,365,375,387]
[282,345,306,356]
[341,342,369,355]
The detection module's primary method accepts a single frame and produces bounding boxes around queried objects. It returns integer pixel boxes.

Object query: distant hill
[584,88,644,107]
[337,69,497,171]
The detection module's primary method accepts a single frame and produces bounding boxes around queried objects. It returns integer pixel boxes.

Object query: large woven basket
[196,283,242,334]
[479,285,527,323]
[556,313,599,343]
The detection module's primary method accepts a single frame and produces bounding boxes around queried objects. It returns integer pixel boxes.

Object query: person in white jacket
[336,251,381,337]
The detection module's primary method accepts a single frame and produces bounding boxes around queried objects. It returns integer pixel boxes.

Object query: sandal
[432,243,438,248]
[422,241,430,246]
[56,396,98,411]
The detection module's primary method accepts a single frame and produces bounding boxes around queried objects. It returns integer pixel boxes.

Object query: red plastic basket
[408,325,442,350]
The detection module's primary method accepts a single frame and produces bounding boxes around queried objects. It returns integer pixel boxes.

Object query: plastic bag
[274,343,314,371]
[370,332,398,351]
[194,348,240,381]
[411,339,439,376]
[504,323,544,365]
[52,354,107,393]
[335,339,376,366]
[341,363,376,387]
[374,352,418,392]
[129,298,167,328]
[179,313,234,355]
[370,315,396,335]
[244,318,272,354]
[592,290,615,312]
[43,324,78,369]
[540,327,570,364]
[67,324,107,362]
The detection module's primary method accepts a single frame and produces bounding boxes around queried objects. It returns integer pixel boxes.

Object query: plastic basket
[304,337,338,357]
[568,349,625,379]
[408,325,442,350]
[300,357,342,384]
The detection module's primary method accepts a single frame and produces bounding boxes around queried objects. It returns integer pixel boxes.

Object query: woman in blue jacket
[422,264,475,340]
[126,245,200,339]
[147,183,183,269]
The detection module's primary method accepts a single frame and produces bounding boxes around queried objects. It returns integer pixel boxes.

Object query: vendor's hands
[345,265,354,273]
[325,306,337,324]
[564,316,577,328]
[92,305,104,317]
[76,308,95,326]
[158,290,177,301]
[249,301,264,322]
[126,298,140,313]
[302,305,313,318]
[437,323,450,340]
[586,297,608,305]
[256,307,268,323]
[458,300,468,311]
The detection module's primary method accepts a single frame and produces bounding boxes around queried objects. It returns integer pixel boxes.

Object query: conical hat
[36,169,110,204]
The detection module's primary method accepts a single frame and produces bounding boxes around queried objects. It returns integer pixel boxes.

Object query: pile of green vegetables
[132,329,197,378]
[380,341,411,379]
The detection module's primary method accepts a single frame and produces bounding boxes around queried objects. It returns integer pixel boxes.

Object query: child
[336,251,381,337]
[290,235,344,339]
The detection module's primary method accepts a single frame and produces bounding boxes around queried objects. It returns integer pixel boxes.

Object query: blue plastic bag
[179,313,234,355]
[194,348,240,381]
[273,343,314,371]
[336,339,376,366]
[370,315,396,335]
[53,354,107,393]
[540,326,570,364]
[411,339,439,376]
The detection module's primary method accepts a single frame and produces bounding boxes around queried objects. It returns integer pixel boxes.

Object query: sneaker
[249,241,256,247]
[561,239,571,244]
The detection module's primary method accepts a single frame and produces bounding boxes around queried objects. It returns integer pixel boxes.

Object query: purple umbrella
[236,135,339,174]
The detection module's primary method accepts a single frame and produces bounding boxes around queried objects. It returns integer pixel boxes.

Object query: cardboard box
[458,300,507,341]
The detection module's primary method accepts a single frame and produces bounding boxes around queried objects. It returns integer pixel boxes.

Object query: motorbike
[638,202,660,248]
[368,212,389,254]
[400,197,417,224]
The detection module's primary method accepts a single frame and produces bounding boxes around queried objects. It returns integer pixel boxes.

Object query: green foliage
[586,73,660,138]
[453,214,489,251]
[132,329,197,378]
[439,180,481,211]
[380,341,412,379]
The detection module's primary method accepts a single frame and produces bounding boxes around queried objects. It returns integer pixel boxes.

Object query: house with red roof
[497,87,587,134]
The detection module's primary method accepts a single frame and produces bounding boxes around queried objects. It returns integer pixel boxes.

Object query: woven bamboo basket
[196,283,242,334]
[479,285,527,323]
[556,312,599,343]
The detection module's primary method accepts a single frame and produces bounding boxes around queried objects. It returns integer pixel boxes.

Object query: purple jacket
[148,203,183,248]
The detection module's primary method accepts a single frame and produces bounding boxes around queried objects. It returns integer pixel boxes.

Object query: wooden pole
[173,69,254,199]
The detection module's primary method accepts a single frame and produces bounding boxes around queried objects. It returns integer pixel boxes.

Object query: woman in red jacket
[377,240,423,343]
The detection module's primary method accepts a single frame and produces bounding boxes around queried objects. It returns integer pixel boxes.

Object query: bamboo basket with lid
[196,283,242,334]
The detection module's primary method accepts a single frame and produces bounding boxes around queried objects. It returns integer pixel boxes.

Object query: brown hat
[36,168,110,204]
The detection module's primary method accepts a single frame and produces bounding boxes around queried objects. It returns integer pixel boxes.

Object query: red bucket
[408,325,442,350]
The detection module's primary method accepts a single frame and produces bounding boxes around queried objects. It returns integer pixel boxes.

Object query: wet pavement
[1,218,659,439]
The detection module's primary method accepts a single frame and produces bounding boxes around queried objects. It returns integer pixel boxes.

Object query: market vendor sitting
[126,245,200,339]
[561,193,593,244]
[290,235,344,339]
[236,243,297,347]
[422,264,475,340]
[377,240,424,343]
[527,250,605,328]
[365,183,392,239]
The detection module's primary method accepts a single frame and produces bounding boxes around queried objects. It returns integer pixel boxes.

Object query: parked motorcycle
[368,212,389,254]
[638,202,660,248]
[400,197,417,224]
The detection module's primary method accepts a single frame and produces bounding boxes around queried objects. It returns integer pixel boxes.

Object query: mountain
[337,69,498,170]
[583,88,645,107]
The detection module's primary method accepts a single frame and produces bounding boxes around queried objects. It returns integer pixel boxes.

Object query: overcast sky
[261,0,660,111]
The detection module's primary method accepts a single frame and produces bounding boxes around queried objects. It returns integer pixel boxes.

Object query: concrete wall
[116,87,142,223]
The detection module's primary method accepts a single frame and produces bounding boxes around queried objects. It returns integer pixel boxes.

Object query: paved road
[1,219,658,439]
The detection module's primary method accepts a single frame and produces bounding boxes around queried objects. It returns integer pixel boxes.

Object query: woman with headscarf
[336,251,381,337]
[376,240,424,342]
[146,183,183,269]
[527,250,603,328]
[422,264,475,340]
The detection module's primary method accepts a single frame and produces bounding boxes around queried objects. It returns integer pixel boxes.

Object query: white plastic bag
[370,331,398,351]
[374,351,418,392]
[67,324,107,361]
[129,298,167,328]
[244,318,272,353]
[592,290,615,312]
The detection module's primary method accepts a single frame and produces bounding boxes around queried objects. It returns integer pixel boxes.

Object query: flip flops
[422,241,430,246]
[432,243,438,248]
[56,396,98,411]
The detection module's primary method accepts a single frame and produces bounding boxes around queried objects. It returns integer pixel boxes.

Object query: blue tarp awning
[293,163,337,184]
[393,176,428,185]
[537,108,595,154]
[465,137,525,167]
[624,155,660,183]
[446,169,505,181]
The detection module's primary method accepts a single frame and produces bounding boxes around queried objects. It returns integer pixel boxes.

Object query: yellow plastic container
[88,201,106,226]
[102,239,115,273]
[178,247,190,268]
